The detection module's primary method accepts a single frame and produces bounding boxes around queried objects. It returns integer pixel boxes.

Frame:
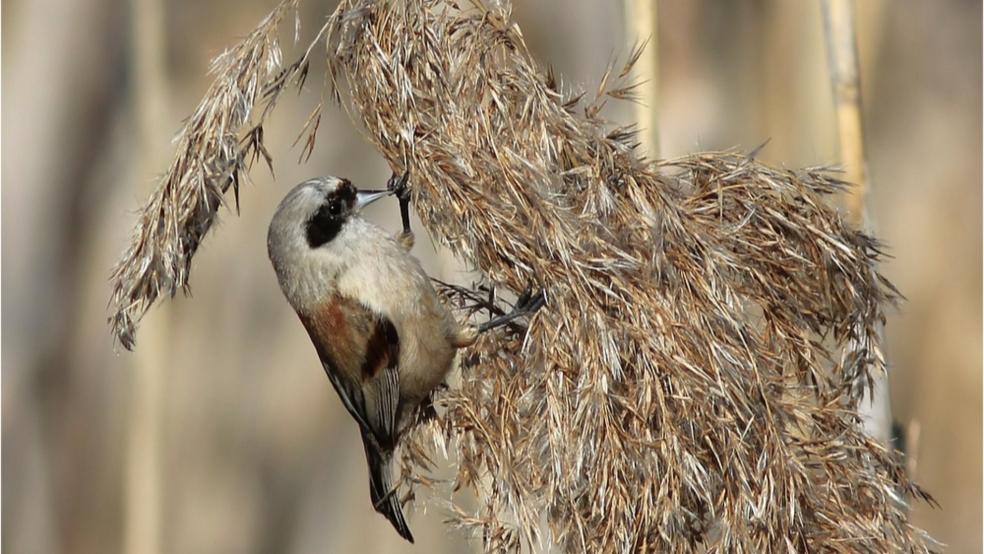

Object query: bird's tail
[361,430,414,543]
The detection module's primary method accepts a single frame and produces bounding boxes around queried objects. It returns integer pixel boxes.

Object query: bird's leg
[387,171,413,250]
[436,280,546,348]
[476,288,546,334]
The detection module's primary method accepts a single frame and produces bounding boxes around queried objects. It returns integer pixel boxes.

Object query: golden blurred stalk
[125,325,167,554]
[821,0,868,227]
[125,0,168,551]
[821,0,891,445]
[624,0,660,157]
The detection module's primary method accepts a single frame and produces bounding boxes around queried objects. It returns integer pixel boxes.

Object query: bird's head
[271,176,391,249]
[267,176,392,307]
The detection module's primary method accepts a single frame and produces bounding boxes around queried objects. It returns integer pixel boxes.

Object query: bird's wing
[299,295,401,447]
[300,296,414,541]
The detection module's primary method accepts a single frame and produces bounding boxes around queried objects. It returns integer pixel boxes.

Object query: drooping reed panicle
[109,1,934,551]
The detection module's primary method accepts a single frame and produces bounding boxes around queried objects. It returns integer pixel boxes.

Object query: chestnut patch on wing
[362,318,399,378]
[299,295,399,381]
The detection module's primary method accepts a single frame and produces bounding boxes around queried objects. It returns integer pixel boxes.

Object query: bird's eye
[306,199,345,248]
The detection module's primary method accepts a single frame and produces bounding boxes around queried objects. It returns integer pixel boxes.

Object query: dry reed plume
[109,1,934,551]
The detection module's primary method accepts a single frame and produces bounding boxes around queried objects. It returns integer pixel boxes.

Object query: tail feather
[361,431,414,543]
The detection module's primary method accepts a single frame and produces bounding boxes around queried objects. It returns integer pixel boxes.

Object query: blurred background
[3,0,980,552]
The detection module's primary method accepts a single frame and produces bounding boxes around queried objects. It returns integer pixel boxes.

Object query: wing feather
[299,295,402,447]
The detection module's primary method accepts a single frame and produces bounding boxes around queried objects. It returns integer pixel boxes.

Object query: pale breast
[333,228,460,402]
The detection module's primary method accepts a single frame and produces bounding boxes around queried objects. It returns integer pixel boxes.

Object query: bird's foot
[477,287,546,334]
[387,170,413,236]
[513,288,547,315]
[387,170,411,199]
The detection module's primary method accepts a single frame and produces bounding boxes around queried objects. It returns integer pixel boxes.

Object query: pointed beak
[355,189,392,211]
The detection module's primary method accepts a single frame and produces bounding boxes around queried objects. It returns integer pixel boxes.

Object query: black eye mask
[305,179,360,248]
[306,192,348,248]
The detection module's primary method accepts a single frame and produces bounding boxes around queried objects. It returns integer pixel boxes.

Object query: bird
[266,173,544,542]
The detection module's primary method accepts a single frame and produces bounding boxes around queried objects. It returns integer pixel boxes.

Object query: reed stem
[624,0,660,157]
[821,0,868,227]
[821,0,892,446]
[124,0,168,551]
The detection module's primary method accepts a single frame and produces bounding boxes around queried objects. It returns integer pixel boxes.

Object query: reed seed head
[109,1,934,551]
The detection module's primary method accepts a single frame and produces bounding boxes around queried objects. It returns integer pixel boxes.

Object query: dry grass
[109,0,316,349]
[109,0,935,551]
